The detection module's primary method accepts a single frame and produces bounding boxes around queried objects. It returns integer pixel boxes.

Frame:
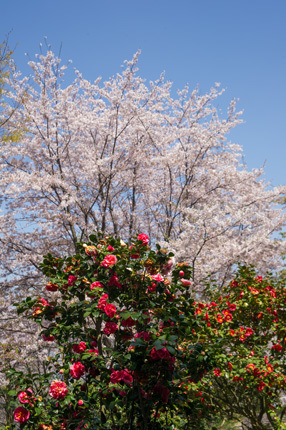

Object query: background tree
[0,50,285,297]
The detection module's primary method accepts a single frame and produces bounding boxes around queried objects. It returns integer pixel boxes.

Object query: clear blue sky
[2,0,286,186]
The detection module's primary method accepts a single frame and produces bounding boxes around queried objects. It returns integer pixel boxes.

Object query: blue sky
[2,0,286,186]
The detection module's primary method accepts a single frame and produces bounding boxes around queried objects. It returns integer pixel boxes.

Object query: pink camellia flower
[104,303,117,318]
[110,370,122,384]
[151,273,164,282]
[107,245,115,251]
[78,399,84,406]
[42,334,55,342]
[18,389,34,404]
[101,255,117,267]
[72,342,87,353]
[137,233,149,245]
[68,275,77,286]
[49,380,68,399]
[180,279,192,286]
[14,407,30,423]
[46,282,59,292]
[90,281,104,291]
[103,321,118,335]
[70,362,85,379]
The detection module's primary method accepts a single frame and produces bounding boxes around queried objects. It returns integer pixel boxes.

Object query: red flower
[148,283,156,292]
[97,294,108,310]
[90,281,104,291]
[110,370,122,384]
[107,245,115,251]
[49,380,68,399]
[121,316,137,327]
[153,383,170,404]
[137,233,149,245]
[271,344,282,352]
[135,331,151,341]
[121,369,133,384]
[68,275,77,286]
[105,303,117,318]
[72,342,87,353]
[108,274,122,288]
[42,334,55,341]
[101,255,117,267]
[103,321,118,335]
[214,368,221,376]
[14,407,30,423]
[70,362,85,379]
[217,314,223,323]
[46,282,58,292]
[245,328,253,337]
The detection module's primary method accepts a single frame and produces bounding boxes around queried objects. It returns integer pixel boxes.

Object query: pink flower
[18,390,34,404]
[42,334,55,342]
[87,348,99,356]
[14,407,30,423]
[137,233,149,245]
[49,380,68,399]
[105,303,117,318]
[68,275,77,286]
[103,321,118,335]
[90,281,104,291]
[70,362,85,379]
[107,245,115,251]
[72,342,87,353]
[110,370,122,384]
[151,273,164,282]
[78,399,84,406]
[180,279,192,286]
[101,255,117,267]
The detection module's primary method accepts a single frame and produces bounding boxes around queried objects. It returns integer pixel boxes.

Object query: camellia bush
[4,234,213,430]
[4,234,286,429]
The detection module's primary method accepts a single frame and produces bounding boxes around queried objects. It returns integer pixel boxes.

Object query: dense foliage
[3,234,286,429]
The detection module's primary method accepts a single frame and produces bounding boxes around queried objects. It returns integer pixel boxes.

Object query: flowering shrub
[6,238,286,429]
[6,233,207,429]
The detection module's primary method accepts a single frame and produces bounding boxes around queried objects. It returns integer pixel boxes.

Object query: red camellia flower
[97,294,108,310]
[108,274,122,288]
[103,321,118,335]
[104,303,117,318]
[101,255,117,267]
[70,362,85,379]
[217,314,223,323]
[272,344,282,352]
[68,275,77,286]
[72,342,87,353]
[107,245,115,251]
[137,233,149,245]
[46,282,58,292]
[49,380,68,399]
[121,369,133,384]
[121,316,137,327]
[42,334,55,342]
[90,281,104,291]
[14,407,30,423]
[214,368,221,376]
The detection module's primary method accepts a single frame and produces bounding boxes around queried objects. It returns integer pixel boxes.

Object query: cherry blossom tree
[0,49,285,292]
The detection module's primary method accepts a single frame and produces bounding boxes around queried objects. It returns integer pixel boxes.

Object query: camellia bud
[179,271,184,277]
